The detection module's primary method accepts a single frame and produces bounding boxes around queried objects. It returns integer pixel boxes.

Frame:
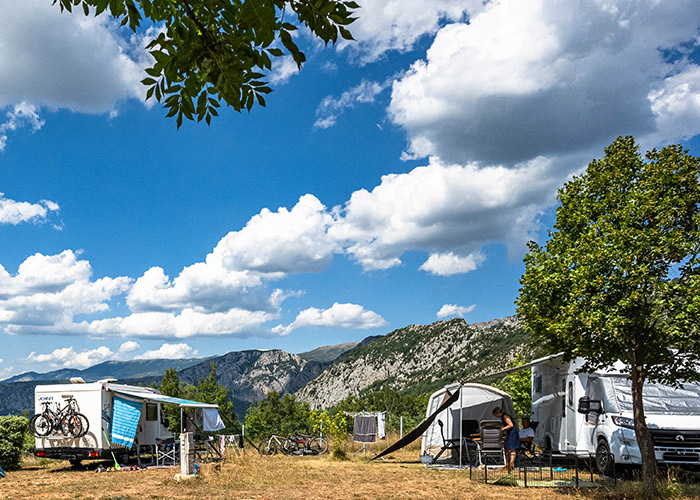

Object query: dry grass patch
[2,450,699,500]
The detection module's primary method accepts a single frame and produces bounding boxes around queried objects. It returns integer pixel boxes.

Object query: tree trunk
[630,349,658,498]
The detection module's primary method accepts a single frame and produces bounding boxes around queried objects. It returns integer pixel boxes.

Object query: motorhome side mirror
[588,400,603,413]
[577,397,590,414]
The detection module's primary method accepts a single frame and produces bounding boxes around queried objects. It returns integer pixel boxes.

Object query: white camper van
[33,379,222,465]
[531,354,700,473]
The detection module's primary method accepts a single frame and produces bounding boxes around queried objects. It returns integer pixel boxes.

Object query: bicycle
[286,432,328,455]
[258,433,296,456]
[30,397,89,438]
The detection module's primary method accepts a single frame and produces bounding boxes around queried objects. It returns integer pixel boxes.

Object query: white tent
[421,383,515,456]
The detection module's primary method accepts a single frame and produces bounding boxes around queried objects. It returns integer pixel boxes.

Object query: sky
[2,0,700,379]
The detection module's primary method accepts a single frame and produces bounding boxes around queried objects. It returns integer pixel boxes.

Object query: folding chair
[155,437,178,466]
[431,420,472,465]
[478,420,505,467]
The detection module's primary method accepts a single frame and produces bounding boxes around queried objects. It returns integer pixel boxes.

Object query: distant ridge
[297,342,359,363]
[1,357,210,383]
[296,316,532,409]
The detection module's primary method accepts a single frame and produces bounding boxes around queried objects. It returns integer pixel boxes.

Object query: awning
[109,386,218,409]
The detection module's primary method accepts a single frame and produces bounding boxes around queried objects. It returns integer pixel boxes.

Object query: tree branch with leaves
[53,0,358,126]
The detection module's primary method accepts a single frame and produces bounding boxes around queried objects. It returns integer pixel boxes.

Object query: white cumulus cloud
[25,345,115,369]
[314,79,390,129]
[436,304,476,319]
[0,0,149,115]
[420,251,485,276]
[0,192,59,225]
[214,194,338,275]
[0,102,45,152]
[274,302,386,335]
[341,0,481,63]
[331,157,565,269]
[388,0,700,165]
[135,342,198,360]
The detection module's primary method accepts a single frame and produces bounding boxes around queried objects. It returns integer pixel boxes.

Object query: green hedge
[0,415,29,471]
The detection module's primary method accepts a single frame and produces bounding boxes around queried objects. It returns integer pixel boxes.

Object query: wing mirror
[578,397,603,414]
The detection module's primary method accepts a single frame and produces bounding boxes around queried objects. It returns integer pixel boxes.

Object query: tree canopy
[156,365,237,431]
[244,391,313,440]
[516,136,700,495]
[54,0,358,126]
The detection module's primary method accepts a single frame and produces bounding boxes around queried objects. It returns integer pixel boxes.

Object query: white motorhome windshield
[609,376,700,415]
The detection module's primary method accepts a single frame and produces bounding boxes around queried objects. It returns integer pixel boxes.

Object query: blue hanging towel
[110,395,143,447]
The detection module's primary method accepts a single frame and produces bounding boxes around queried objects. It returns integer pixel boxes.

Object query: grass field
[2,447,699,500]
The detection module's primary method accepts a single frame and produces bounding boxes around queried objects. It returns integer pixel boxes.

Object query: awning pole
[459,385,463,469]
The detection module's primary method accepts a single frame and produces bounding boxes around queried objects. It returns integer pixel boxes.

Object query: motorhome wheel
[595,440,613,476]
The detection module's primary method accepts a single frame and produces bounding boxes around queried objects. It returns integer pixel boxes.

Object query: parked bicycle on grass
[258,433,296,455]
[258,432,328,456]
[286,432,328,455]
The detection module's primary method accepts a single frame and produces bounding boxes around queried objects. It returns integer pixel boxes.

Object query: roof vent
[70,377,86,384]
[98,378,118,383]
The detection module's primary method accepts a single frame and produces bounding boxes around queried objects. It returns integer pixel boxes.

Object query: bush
[0,415,29,471]
[244,391,313,441]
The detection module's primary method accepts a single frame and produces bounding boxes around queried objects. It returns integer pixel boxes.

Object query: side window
[561,380,566,417]
[535,375,542,394]
[568,381,574,407]
[146,403,158,421]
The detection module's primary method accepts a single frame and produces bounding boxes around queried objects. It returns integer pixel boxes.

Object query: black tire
[281,438,297,455]
[68,458,82,467]
[596,439,614,476]
[74,413,89,437]
[310,437,328,455]
[60,414,83,438]
[30,414,53,437]
[259,439,277,456]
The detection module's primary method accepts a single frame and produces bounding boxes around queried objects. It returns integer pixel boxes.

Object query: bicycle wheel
[281,438,298,455]
[310,437,328,455]
[74,413,89,437]
[30,414,53,437]
[60,413,83,438]
[258,439,277,455]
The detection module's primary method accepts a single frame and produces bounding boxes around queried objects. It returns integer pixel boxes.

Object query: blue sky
[2,0,700,378]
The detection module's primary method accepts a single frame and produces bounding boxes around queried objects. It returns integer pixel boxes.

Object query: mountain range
[0,316,530,416]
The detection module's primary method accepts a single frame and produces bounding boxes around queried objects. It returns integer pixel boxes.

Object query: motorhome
[33,378,222,465]
[531,354,700,473]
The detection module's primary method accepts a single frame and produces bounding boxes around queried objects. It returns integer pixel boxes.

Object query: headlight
[611,416,635,429]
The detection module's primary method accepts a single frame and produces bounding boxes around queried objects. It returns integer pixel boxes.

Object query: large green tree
[516,136,700,496]
[54,0,358,126]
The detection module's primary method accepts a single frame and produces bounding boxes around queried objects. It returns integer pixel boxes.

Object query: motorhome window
[146,403,158,421]
[561,380,566,417]
[568,381,574,406]
[535,375,542,394]
[610,376,700,415]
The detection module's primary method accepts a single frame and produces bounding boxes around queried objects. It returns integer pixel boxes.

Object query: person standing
[492,407,519,472]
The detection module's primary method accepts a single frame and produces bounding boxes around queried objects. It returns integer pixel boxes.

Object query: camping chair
[478,420,505,467]
[431,420,471,464]
[155,437,179,466]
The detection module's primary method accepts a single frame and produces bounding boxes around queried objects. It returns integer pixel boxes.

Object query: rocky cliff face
[177,349,328,404]
[295,316,529,409]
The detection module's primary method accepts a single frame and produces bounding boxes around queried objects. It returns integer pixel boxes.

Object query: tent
[421,383,515,456]
[371,383,513,462]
